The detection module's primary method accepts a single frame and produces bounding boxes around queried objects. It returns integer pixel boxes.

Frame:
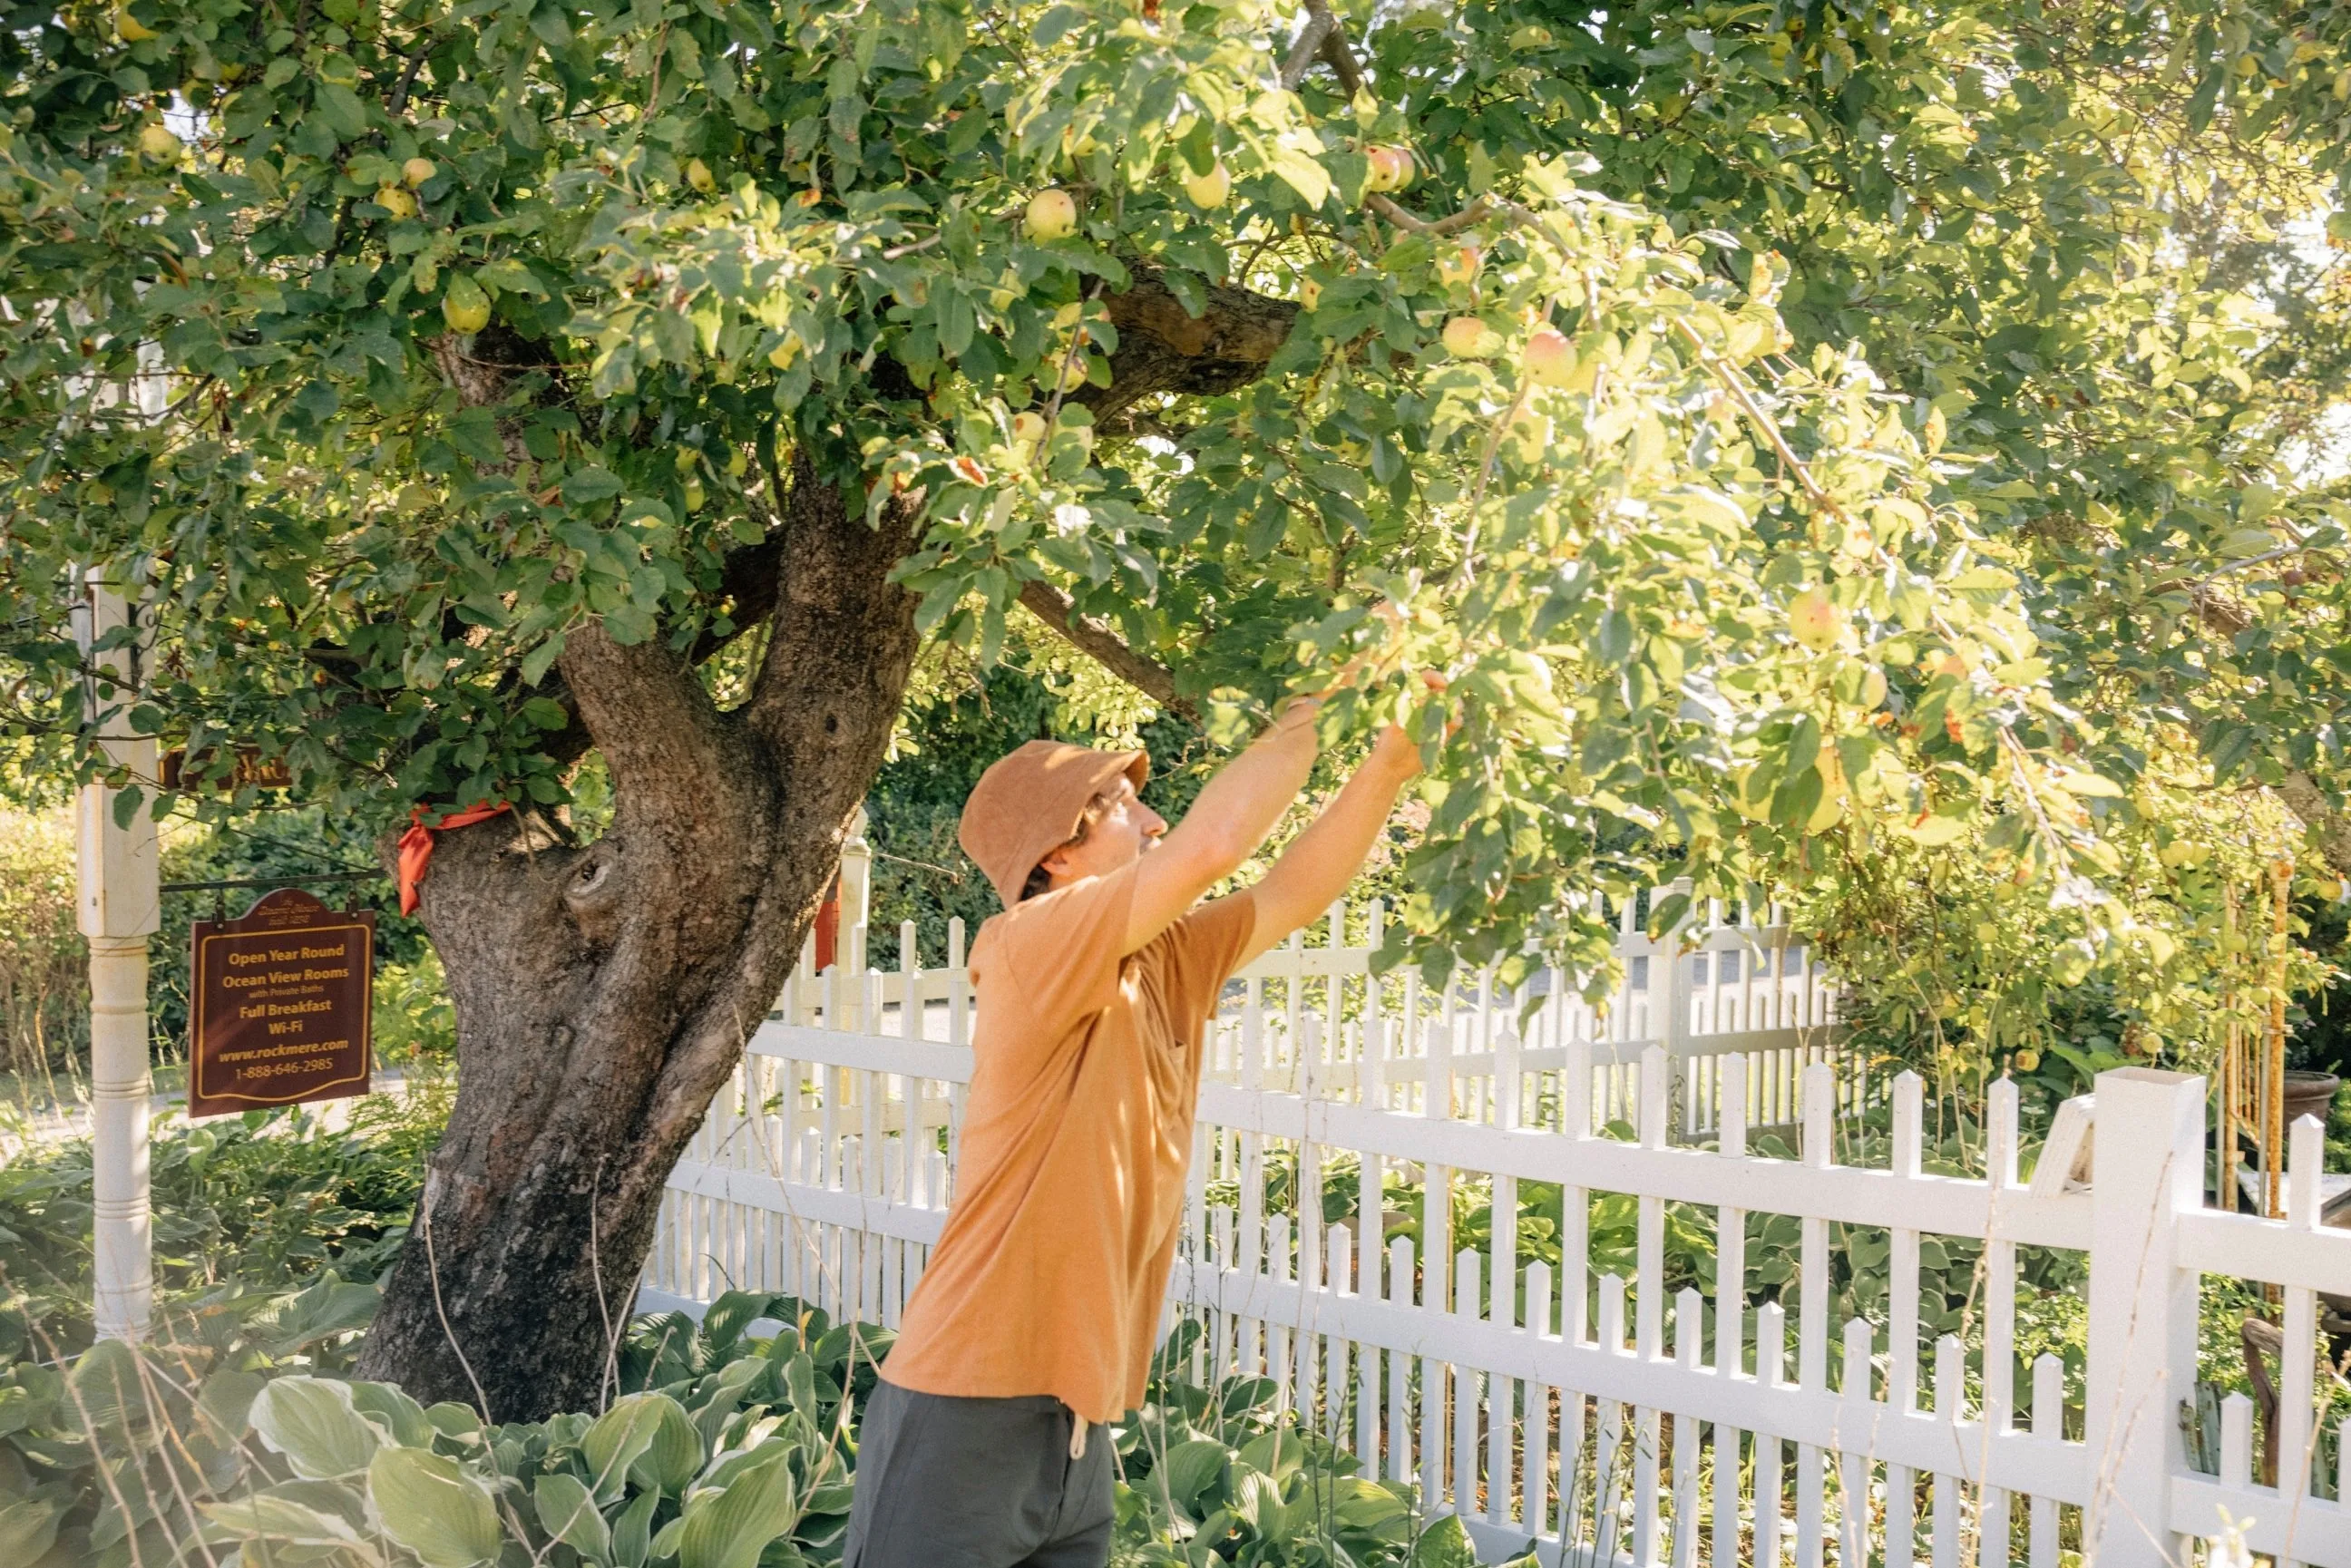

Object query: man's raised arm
[1121,699,1323,953]
[1231,726,1421,967]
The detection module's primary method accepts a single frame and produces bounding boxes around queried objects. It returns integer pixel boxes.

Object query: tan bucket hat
[958,739,1149,909]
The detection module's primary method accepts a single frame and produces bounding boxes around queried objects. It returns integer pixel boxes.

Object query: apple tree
[3,0,2345,1415]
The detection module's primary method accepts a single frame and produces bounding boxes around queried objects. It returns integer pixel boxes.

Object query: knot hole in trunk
[563,843,627,950]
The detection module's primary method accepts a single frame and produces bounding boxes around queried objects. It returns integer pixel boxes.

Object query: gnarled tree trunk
[355,471,924,1419]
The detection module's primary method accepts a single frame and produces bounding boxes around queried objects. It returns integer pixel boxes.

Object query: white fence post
[2083,1066,2205,1566]
[76,575,160,1344]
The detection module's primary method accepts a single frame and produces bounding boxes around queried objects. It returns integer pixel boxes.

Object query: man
[844,692,1426,1568]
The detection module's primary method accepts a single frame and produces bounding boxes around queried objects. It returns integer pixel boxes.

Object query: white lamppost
[74,572,159,1342]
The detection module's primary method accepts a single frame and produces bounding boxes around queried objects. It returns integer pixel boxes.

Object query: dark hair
[1017,790,1111,901]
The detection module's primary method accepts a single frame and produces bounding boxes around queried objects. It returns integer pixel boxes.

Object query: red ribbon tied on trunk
[397,803,512,916]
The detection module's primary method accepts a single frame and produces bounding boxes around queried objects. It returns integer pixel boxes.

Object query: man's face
[1038,776,1166,888]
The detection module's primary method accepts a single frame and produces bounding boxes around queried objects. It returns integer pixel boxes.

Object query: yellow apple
[137,122,180,161]
[1299,277,1322,309]
[375,184,415,218]
[1437,243,1481,287]
[116,4,157,41]
[726,449,747,477]
[1522,326,1575,385]
[1011,411,1048,449]
[1056,355,1090,393]
[1025,188,1078,240]
[403,156,437,188]
[685,157,715,193]
[1806,789,1844,833]
[682,478,706,512]
[441,275,491,334]
[1181,161,1230,209]
[767,336,800,369]
[1440,317,1497,357]
[2014,1048,2041,1072]
[1787,588,1843,650]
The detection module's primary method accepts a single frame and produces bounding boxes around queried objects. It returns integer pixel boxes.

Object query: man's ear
[1036,845,1072,881]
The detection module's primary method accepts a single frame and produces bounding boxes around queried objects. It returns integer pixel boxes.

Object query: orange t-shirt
[881,861,1255,1423]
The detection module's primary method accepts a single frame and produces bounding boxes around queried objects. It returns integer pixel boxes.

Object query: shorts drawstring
[1068,1414,1088,1459]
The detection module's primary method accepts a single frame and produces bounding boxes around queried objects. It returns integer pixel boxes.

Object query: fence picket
[1932,1334,1963,1568]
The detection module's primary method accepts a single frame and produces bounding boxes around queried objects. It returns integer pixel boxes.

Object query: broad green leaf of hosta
[1158,1437,1230,1511]
[1324,1476,1410,1534]
[0,1499,61,1563]
[535,1471,614,1563]
[581,1390,672,1501]
[629,1394,706,1496]
[1410,1514,1480,1568]
[250,1377,383,1480]
[368,1446,502,1568]
[676,1444,800,1568]
[199,1492,378,1560]
[348,1379,436,1448]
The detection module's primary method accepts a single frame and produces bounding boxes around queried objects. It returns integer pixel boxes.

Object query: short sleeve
[975,861,1141,1040]
[1152,891,1256,1037]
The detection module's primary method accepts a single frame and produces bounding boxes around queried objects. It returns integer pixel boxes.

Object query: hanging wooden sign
[189,888,374,1118]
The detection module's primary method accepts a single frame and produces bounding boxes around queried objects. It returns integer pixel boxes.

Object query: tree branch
[1018,579,1200,725]
[1311,0,1367,97]
[557,620,747,824]
[2278,768,2351,879]
[1086,269,1302,425]
[1279,5,1340,88]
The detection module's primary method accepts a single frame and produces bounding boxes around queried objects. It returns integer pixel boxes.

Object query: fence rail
[643,855,2350,1567]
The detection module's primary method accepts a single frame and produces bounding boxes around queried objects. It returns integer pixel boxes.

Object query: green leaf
[677,1445,799,1568]
[1266,147,1331,209]
[250,1376,383,1479]
[368,1446,502,1568]
[563,468,626,506]
[610,1486,661,1568]
[349,1380,434,1447]
[199,1492,372,1551]
[1159,1437,1230,1508]
[581,1393,674,1504]
[0,1499,61,1563]
[626,1394,703,1495]
[1410,1513,1480,1568]
[535,1471,613,1563]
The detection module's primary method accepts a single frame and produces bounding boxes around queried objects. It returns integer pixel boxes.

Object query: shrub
[0,1086,447,1367]
[0,807,83,1097]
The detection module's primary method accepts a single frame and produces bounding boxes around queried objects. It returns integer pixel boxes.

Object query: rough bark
[356,458,925,1419]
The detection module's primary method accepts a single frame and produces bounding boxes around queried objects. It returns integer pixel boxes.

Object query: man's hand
[1234,705,1436,968]
[1367,671,1452,782]
[1370,724,1422,780]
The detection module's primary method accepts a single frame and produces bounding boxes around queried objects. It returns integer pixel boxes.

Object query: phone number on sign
[234,1057,337,1080]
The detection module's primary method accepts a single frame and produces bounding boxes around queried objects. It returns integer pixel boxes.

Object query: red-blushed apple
[1522,326,1575,385]
[1364,145,1412,192]
[1787,588,1844,650]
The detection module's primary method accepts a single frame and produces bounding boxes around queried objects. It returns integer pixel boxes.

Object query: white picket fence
[641,866,2351,1568]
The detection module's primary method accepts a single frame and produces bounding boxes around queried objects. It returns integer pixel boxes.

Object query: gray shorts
[844,1378,1115,1568]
